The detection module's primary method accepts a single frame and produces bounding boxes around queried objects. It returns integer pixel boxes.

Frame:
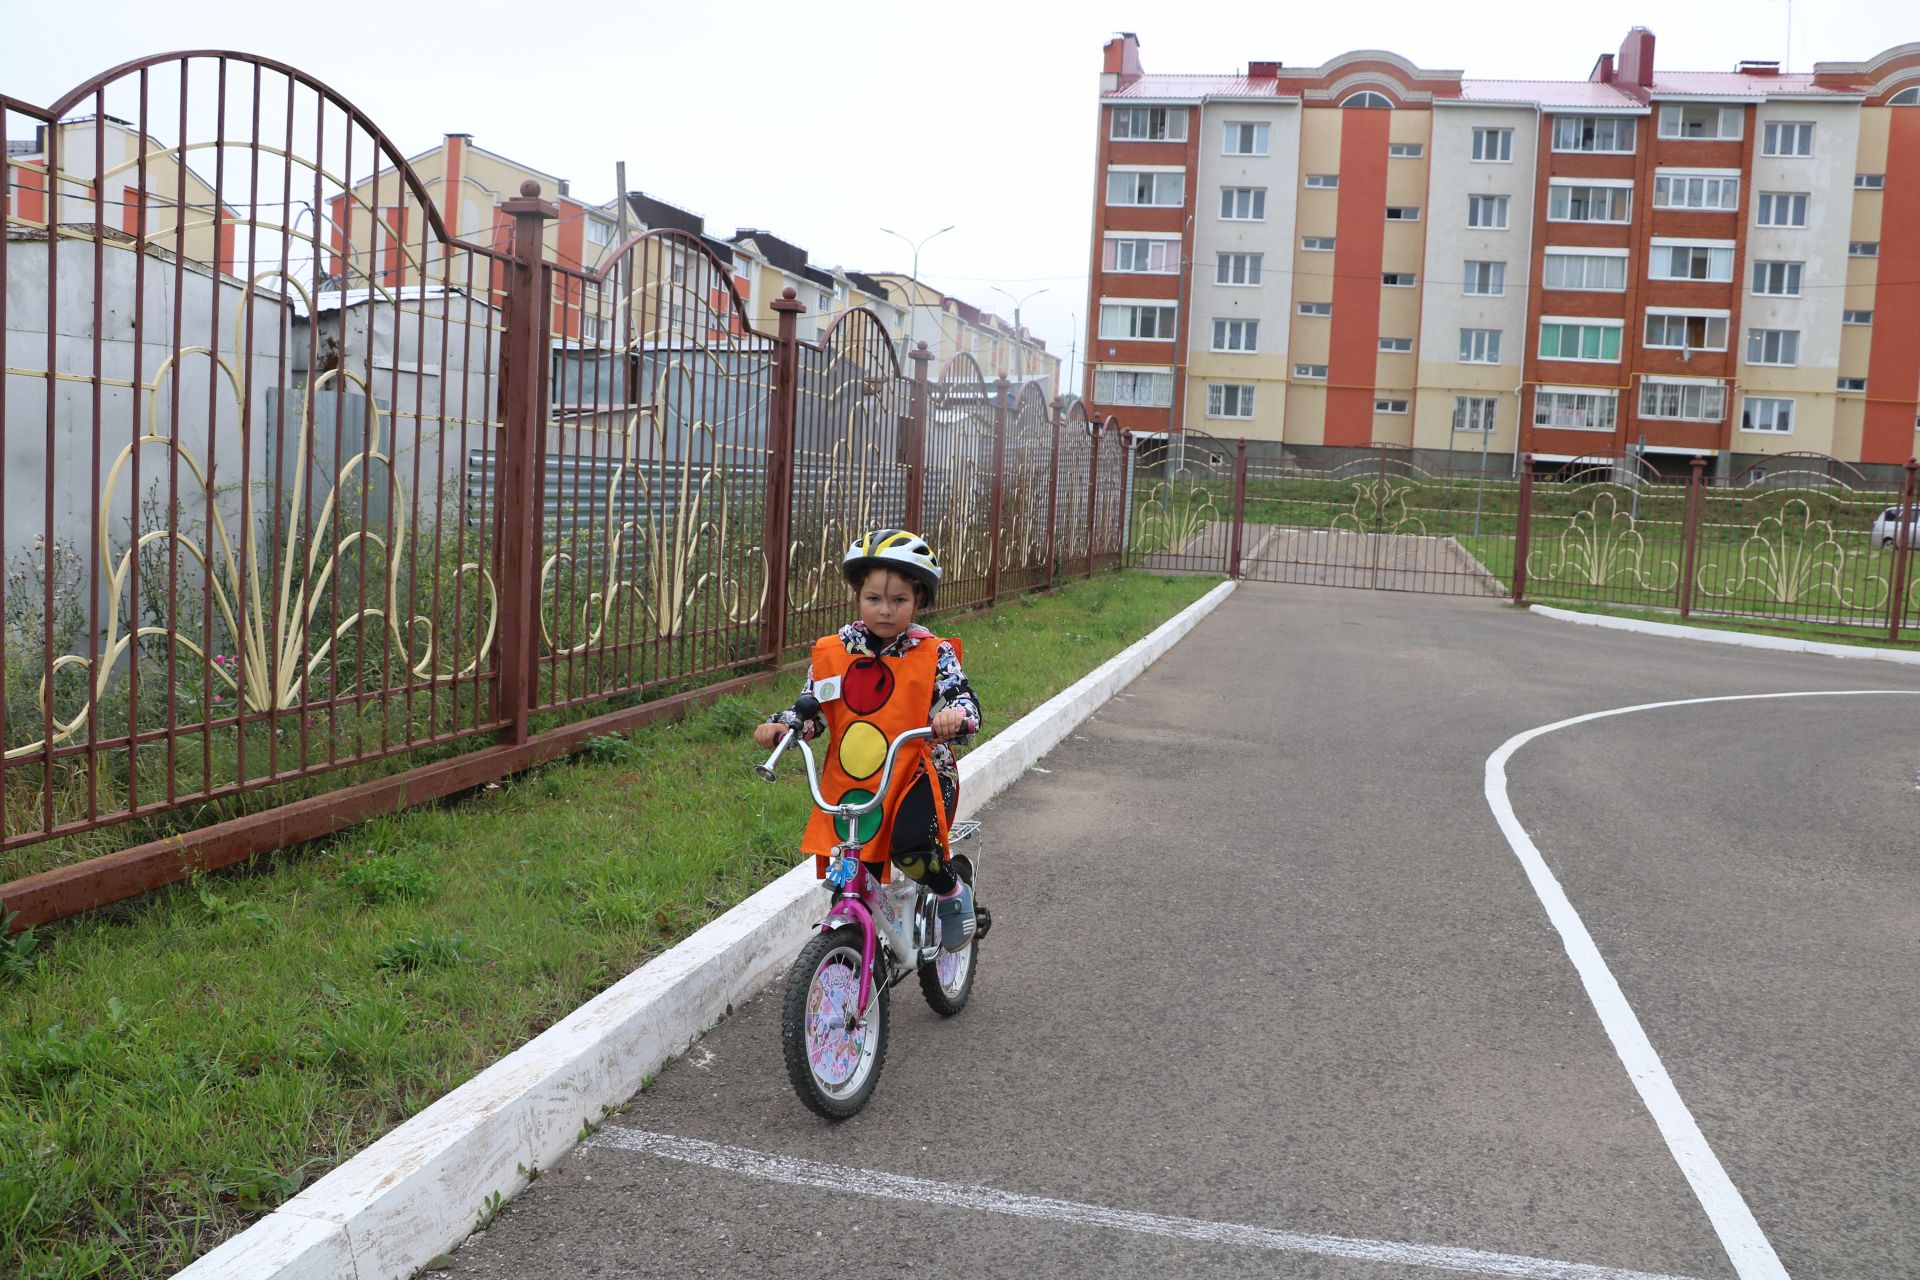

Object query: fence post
[905,342,931,533]
[1512,454,1532,605]
[1889,457,1918,643]
[1228,438,1248,579]
[1678,454,1707,620]
[496,180,556,746]
[1044,396,1063,589]
[761,287,806,663]
[987,375,1009,605]
[1086,425,1101,579]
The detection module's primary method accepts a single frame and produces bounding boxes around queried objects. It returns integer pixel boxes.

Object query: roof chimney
[1248,60,1281,78]
[1617,27,1656,89]
[1590,52,1615,84]
[1101,33,1143,92]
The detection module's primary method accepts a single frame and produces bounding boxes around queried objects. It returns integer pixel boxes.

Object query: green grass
[0,570,1220,1280]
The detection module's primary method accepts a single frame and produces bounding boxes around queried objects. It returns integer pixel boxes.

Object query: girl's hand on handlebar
[753,721,787,750]
[930,709,966,742]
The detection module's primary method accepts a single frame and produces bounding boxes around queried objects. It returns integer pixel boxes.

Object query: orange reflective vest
[798,632,959,883]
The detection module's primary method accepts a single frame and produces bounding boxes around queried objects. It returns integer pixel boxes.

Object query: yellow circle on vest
[838,720,888,781]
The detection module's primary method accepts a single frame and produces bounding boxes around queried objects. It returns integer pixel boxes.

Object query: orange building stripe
[1863,108,1920,465]
[1326,108,1390,447]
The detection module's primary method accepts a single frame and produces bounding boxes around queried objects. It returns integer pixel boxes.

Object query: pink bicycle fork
[824,892,880,1019]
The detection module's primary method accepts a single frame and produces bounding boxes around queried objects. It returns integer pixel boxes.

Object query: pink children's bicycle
[755,694,988,1119]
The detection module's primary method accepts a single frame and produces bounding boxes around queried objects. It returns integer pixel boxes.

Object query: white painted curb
[1530,603,1920,667]
[178,577,1237,1280]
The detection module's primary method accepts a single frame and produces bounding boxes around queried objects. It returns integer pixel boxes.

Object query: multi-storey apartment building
[1087,30,1920,476]
[868,272,1062,390]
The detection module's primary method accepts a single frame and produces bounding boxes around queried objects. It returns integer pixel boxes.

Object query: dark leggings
[877,770,960,894]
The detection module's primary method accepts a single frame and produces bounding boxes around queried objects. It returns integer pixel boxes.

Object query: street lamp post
[880,224,954,357]
[991,285,1049,383]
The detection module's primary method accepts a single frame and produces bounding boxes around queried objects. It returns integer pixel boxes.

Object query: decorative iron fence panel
[1,53,1132,923]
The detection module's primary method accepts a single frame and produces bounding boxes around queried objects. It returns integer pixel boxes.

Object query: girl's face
[856,569,919,641]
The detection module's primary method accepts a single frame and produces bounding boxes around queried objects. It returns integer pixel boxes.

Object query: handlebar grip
[793,693,821,722]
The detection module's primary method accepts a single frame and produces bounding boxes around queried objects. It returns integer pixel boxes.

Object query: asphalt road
[447,584,1920,1279]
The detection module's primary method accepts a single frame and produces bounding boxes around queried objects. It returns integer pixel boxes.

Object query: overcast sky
[3,0,1913,390]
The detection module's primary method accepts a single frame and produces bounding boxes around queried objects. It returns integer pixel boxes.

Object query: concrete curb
[1529,604,1920,667]
[178,578,1237,1280]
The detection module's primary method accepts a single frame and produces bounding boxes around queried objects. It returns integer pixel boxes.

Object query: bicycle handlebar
[755,698,935,821]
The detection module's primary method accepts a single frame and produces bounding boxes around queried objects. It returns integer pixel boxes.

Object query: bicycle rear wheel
[782,924,888,1119]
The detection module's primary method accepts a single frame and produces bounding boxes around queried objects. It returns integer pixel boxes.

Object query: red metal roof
[1107,74,1284,99]
[1646,70,1847,97]
[1457,79,1645,108]
[1109,70,1856,107]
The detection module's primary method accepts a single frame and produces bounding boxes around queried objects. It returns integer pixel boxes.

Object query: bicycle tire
[782,924,888,1119]
[918,934,976,1016]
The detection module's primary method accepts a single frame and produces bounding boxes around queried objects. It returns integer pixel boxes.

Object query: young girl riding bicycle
[752,530,981,948]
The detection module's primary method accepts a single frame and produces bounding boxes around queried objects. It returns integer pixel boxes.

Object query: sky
[2,0,1914,393]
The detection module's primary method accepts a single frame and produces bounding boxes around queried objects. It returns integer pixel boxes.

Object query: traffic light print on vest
[799,634,957,882]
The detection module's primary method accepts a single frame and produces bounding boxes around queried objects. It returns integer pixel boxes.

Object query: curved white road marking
[594,1126,1704,1280]
[1486,689,1920,1280]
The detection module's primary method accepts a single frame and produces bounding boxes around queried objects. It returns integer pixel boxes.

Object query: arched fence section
[0,54,1130,926]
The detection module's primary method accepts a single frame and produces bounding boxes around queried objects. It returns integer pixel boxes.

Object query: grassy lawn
[0,570,1223,1280]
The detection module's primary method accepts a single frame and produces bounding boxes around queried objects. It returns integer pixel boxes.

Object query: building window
[1843,309,1874,325]
[1305,173,1339,188]
[1650,242,1735,282]
[1543,251,1627,291]
[1389,142,1423,157]
[1892,87,1920,106]
[1534,389,1619,431]
[1472,127,1513,161]
[1756,192,1808,227]
[1849,241,1879,257]
[1378,336,1412,353]
[1381,272,1417,287]
[1837,376,1867,392]
[1741,396,1795,433]
[1453,396,1499,432]
[1463,260,1506,296]
[1539,320,1623,362]
[1746,328,1800,366]
[1548,182,1632,222]
[1752,260,1804,296]
[1659,104,1744,140]
[1459,328,1501,364]
[1223,122,1270,155]
[1103,236,1180,273]
[1639,379,1727,421]
[1761,121,1814,156]
[1099,302,1178,340]
[1343,91,1394,109]
[1093,367,1175,407]
[1293,364,1328,379]
[1297,300,1331,316]
[1220,187,1267,220]
[1654,173,1740,210]
[1302,235,1336,251]
[1553,115,1637,152]
[1106,169,1185,206]
[1111,107,1188,141]
[1385,206,1420,221]
[1207,383,1257,417]
[1644,312,1728,351]
[585,219,615,247]
[1855,173,1886,189]
[1217,253,1263,285]
[581,313,602,343]
[1376,397,1410,413]
[1468,194,1510,228]
[1212,318,1259,352]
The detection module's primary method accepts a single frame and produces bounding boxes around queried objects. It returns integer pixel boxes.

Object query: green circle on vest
[833,788,882,845]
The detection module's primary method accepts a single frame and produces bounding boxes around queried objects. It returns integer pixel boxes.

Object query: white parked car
[1870,505,1920,547]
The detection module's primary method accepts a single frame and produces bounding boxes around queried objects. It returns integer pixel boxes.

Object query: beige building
[868,272,1061,391]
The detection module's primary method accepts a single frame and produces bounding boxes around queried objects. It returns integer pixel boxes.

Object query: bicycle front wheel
[782,923,888,1119]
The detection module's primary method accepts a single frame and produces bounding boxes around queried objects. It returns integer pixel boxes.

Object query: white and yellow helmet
[842,529,943,604]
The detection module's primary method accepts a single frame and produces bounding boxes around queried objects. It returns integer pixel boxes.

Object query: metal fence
[0,53,1130,928]
[1126,440,1920,636]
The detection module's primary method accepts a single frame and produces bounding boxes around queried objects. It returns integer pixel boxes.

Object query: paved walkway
[448,583,1920,1279]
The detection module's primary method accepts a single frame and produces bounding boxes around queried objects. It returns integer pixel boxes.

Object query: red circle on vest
[842,657,894,715]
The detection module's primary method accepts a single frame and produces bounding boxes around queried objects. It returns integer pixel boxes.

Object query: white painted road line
[592,1127,1704,1280]
[1487,689,1920,1280]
